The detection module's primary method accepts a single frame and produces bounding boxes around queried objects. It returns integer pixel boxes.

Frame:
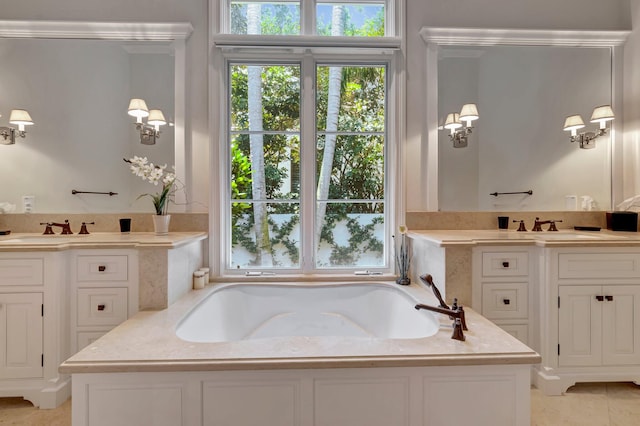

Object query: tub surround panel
[406,211,606,231]
[410,237,473,306]
[0,213,208,234]
[138,249,170,310]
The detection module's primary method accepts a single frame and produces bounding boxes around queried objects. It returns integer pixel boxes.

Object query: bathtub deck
[60,282,539,374]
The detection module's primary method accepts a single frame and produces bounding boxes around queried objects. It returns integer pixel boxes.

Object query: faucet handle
[532,217,541,231]
[513,220,527,232]
[60,219,73,235]
[548,220,563,232]
[79,221,95,235]
[40,222,54,235]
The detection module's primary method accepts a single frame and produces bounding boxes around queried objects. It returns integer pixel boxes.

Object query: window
[224,0,390,37]
[215,0,401,274]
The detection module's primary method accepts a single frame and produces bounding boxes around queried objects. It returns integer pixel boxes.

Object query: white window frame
[209,0,405,278]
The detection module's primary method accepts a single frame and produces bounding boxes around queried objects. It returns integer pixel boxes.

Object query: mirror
[0,21,191,214]
[420,28,629,212]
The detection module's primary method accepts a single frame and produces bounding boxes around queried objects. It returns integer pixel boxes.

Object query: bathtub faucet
[415,299,468,341]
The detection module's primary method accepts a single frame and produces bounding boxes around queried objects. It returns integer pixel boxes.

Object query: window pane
[230,62,301,270]
[315,63,386,269]
[231,64,301,132]
[316,3,385,36]
[231,2,300,35]
[232,134,300,199]
[231,202,301,268]
[316,202,384,268]
[316,65,385,132]
[316,134,384,200]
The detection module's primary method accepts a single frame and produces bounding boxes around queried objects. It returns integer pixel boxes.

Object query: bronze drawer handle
[595,295,604,301]
[605,295,614,302]
[98,265,106,272]
[502,261,510,268]
[97,304,106,311]
[503,298,511,305]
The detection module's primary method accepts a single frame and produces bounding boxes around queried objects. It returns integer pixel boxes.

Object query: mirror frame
[0,20,193,211]
[419,27,630,212]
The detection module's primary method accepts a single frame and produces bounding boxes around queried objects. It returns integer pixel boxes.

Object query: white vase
[152,214,171,235]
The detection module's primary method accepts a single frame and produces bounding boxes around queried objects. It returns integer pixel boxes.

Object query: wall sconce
[563,105,614,149]
[0,109,34,145]
[127,98,167,145]
[442,103,479,148]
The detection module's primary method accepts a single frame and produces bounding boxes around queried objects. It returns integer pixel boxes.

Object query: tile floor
[0,382,638,425]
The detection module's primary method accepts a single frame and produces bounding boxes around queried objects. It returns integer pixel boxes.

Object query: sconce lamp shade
[563,114,585,135]
[590,105,615,129]
[459,103,479,126]
[127,98,150,123]
[9,109,34,132]
[444,113,462,131]
[147,109,166,132]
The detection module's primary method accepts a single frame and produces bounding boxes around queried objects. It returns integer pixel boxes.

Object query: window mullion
[300,54,317,273]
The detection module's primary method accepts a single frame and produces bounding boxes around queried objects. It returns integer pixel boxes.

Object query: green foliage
[229,6,387,267]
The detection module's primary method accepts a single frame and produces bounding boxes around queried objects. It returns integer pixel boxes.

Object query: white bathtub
[176,282,440,342]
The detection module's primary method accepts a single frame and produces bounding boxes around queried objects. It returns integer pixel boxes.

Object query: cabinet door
[0,293,43,379]
[558,286,602,367]
[602,285,640,365]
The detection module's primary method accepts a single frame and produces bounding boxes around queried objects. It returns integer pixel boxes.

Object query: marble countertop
[0,231,207,251]
[409,229,640,247]
[59,282,540,374]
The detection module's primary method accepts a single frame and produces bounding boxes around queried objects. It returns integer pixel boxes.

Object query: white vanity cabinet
[0,252,68,408]
[472,246,535,345]
[70,250,139,353]
[536,248,640,395]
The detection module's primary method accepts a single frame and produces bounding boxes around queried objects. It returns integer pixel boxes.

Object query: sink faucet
[50,220,73,235]
[532,217,563,232]
[415,300,468,341]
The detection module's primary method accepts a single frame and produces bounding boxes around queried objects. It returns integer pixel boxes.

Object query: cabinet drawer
[481,282,528,319]
[76,255,128,282]
[481,252,528,277]
[0,258,44,286]
[77,288,128,327]
[558,253,640,279]
[77,331,107,351]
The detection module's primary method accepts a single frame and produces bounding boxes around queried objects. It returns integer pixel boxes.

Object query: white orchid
[124,157,177,215]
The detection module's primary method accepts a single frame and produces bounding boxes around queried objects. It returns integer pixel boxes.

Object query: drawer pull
[97,304,106,311]
[503,298,511,305]
[502,261,510,268]
[98,265,106,272]
[605,295,614,302]
[595,295,604,302]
